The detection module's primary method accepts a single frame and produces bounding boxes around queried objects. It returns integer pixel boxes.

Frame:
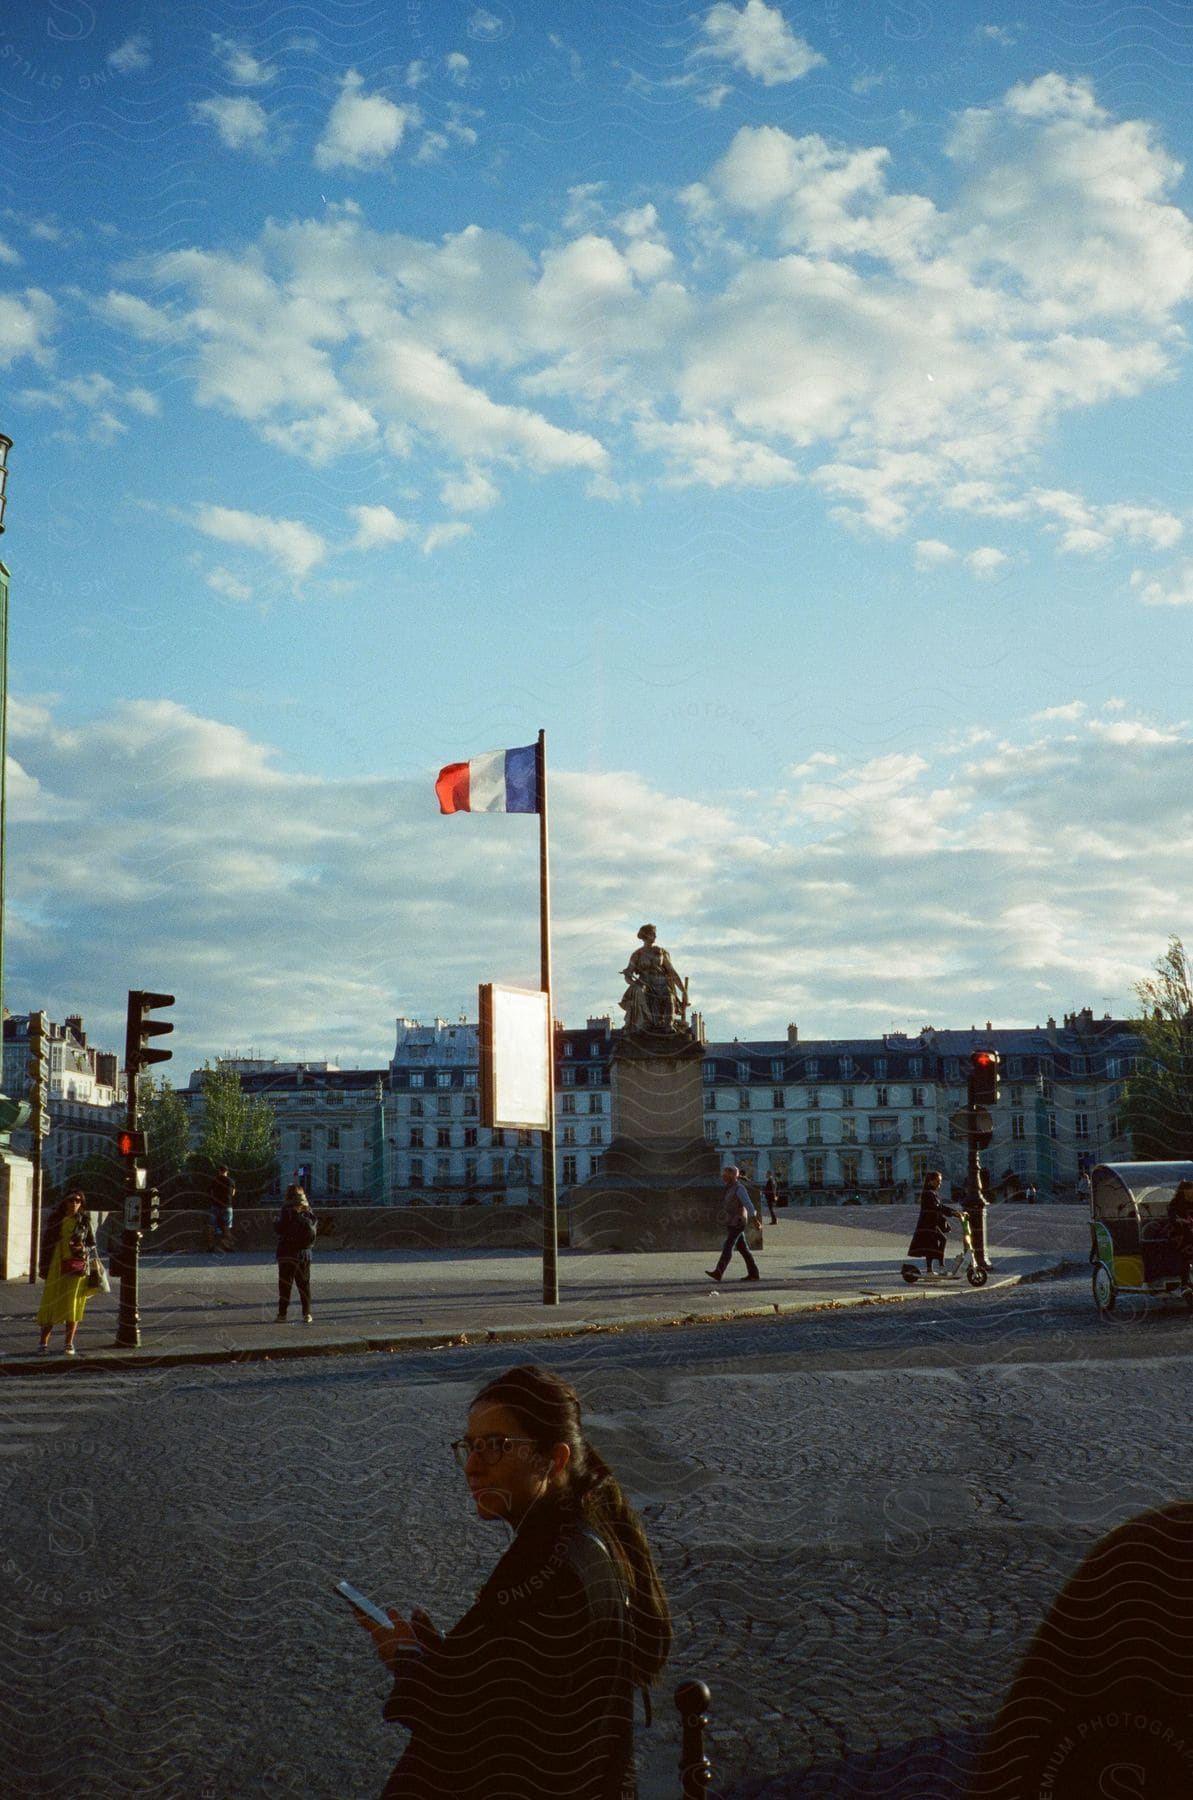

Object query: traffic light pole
[115,1072,143,1349]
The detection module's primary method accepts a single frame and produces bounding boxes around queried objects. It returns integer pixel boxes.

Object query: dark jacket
[274,1203,317,1259]
[381,1497,637,1800]
[907,1186,952,1260]
[38,1207,95,1281]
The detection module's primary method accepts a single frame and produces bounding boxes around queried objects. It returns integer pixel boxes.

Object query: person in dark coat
[355,1364,672,1800]
[274,1183,317,1323]
[907,1170,955,1274]
[1168,1178,1193,1286]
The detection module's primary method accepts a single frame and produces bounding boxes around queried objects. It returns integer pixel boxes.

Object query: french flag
[435,744,539,814]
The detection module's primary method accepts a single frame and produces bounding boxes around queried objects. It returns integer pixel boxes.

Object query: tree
[139,1074,194,1204]
[1121,937,1193,1160]
[192,1063,279,1204]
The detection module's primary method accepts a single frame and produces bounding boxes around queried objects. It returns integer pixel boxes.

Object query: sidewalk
[0,1206,1082,1373]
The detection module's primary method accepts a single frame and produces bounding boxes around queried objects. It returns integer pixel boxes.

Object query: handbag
[61,1237,88,1276]
[87,1251,111,1294]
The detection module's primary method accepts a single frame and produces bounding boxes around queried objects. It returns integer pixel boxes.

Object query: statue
[619,924,689,1035]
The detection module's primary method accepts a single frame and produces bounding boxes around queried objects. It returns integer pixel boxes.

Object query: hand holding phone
[335,1580,416,1669]
[335,1580,393,1629]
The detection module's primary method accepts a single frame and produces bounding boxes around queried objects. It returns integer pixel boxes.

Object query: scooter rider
[906,1171,958,1275]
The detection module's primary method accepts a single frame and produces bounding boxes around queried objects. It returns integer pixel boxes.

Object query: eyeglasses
[450,1435,540,1469]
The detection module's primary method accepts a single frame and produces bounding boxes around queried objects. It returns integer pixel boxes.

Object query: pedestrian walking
[1167,1179,1193,1287]
[208,1164,236,1252]
[764,1171,780,1225]
[353,1363,671,1800]
[705,1165,762,1282]
[274,1183,317,1323]
[906,1171,954,1275]
[1075,1169,1092,1208]
[37,1189,96,1355]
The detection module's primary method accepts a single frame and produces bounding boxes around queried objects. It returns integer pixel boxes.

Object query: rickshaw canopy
[1090,1162,1193,1223]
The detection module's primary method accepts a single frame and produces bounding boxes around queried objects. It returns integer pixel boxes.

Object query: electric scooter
[900,1208,988,1288]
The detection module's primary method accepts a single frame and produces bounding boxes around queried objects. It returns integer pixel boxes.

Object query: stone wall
[123,1205,559,1255]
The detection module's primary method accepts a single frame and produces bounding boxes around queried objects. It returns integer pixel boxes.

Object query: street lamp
[0,431,11,534]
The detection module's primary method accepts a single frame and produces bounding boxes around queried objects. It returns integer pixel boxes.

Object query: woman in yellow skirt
[37,1189,96,1355]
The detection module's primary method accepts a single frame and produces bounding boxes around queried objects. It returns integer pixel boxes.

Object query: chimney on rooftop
[787,1023,799,1045]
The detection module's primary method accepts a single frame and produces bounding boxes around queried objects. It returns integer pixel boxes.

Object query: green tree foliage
[1122,937,1193,1160]
[139,1074,194,1203]
[193,1062,279,1203]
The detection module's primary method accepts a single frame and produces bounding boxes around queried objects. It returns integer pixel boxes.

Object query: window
[326,1089,342,1106]
[806,1154,824,1188]
[586,1065,601,1084]
[561,1068,575,1087]
[436,1157,451,1185]
[589,1042,602,1058]
[704,1092,717,1112]
[875,1086,889,1107]
[841,1087,854,1108]
[464,1071,477,1088]
[1009,1084,1023,1106]
[703,1063,715,1083]
[492,1129,505,1147]
[1011,1114,1026,1141]
[772,1119,788,1144]
[805,1118,822,1144]
[561,1094,576,1114]
[911,1086,925,1107]
[490,1158,505,1185]
[1074,1113,1090,1140]
[409,1128,423,1148]
[737,1119,753,1145]
[518,1129,532,1147]
[874,1058,887,1079]
[842,1117,857,1143]
[876,1155,894,1185]
[841,1152,860,1186]
[437,1127,451,1148]
[738,1089,751,1110]
[911,1116,927,1142]
[464,1127,477,1148]
[564,1043,574,1057]
[562,1126,576,1145]
[1071,1055,1087,1076]
[804,1058,819,1079]
[588,1126,603,1144]
[562,1155,577,1185]
[327,1127,340,1150]
[911,1153,928,1185]
[410,1098,424,1118]
[299,1128,312,1152]
[807,1088,820,1109]
[435,1072,450,1088]
[465,1157,477,1186]
[704,1120,718,1143]
[772,1089,785,1109]
[410,1073,424,1089]
[1008,1057,1023,1078]
[410,1158,424,1187]
[588,1094,603,1114]
[909,1057,922,1077]
[770,1059,783,1081]
[437,1096,452,1117]
[737,1062,750,1082]
[326,1163,340,1194]
[840,1056,854,1078]
[464,1095,477,1117]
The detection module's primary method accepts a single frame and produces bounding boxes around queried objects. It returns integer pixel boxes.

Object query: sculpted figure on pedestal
[619,924,689,1035]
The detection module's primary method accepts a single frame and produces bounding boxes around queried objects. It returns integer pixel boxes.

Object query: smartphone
[335,1579,392,1629]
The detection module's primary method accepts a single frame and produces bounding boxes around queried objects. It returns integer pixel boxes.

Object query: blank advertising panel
[478,984,551,1131]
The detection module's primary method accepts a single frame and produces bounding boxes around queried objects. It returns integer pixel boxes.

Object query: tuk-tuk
[1089,1161,1193,1314]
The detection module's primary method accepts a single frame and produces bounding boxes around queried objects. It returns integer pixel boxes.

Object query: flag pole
[537,728,558,1305]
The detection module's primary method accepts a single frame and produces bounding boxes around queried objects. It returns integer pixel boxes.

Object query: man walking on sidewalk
[706,1166,762,1283]
[764,1170,780,1225]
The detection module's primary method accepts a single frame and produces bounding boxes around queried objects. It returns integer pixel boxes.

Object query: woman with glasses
[355,1363,671,1799]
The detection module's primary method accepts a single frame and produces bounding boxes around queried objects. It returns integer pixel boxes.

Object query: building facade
[2,1013,124,1189]
[177,1006,1135,1205]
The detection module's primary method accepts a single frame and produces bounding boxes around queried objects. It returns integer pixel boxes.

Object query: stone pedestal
[0,1152,34,1280]
[569,1031,720,1251]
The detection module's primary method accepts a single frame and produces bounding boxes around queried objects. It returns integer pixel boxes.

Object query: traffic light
[124,990,175,1076]
[969,1050,1001,1107]
[28,1010,51,1139]
[118,1126,148,1191]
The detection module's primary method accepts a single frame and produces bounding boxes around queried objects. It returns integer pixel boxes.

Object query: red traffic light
[117,1129,147,1157]
[968,1049,1001,1105]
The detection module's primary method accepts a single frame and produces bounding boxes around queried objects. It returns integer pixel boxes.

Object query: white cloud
[914,539,956,568]
[446,53,471,85]
[315,71,415,171]
[1034,702,1086,721]
[191,505,328,581]
[108,34,150,74]
[422,521,472,554]
[0,289,56,367]
[967,547,1009,578]
[17,370,159,440]
[1130,561,1193,608]
[467,10,509,42]
[439,467,499,512]
[349,504,416,549]
[694,0,825,86]
[194,95,271,152]
[206,567,255,601]
[0,236,20,266]
[212,35,277,85]
[11,697,1192,1064]
[634,416,798,488]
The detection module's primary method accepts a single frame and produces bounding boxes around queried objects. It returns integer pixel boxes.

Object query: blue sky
[2,0,1193,1074]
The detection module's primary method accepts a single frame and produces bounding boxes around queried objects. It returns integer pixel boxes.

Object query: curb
[0,1257,1067,1376]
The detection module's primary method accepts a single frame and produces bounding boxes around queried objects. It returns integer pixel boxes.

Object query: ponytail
[575,1442,672,1687]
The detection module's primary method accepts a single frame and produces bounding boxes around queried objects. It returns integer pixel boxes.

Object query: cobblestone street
[1,1271,1189,1798]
